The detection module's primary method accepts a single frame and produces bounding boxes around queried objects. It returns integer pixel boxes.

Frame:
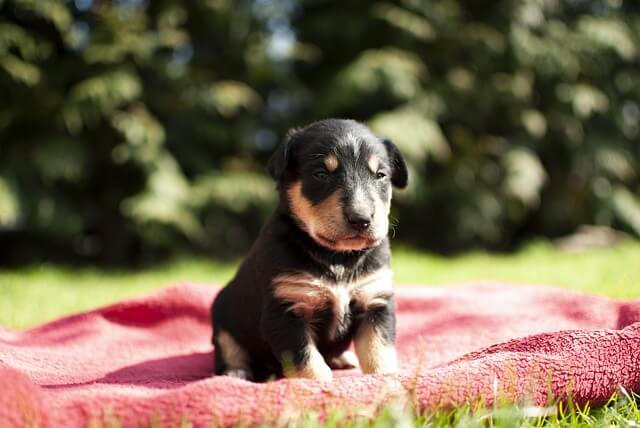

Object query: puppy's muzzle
[345,208,373,232]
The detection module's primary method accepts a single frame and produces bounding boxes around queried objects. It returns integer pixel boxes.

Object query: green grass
[1,239,638,329]
[393,239,640,298]
[1,239,639,427]
[0,257,237,329]
[296,390,640,428]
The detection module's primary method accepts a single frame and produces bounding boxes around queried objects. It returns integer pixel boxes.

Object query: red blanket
[1,284,639,427]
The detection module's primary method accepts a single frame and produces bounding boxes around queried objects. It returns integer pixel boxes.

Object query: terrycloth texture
[1,284,639,427]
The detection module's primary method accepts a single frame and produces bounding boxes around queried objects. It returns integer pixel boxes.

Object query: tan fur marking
[354,323,398,374]
[286,340,333,381]
[273,272,350,340]
[272,272,332,320]
[324,154,339,172]
[217,330,251,377]
[350,268,393,310]
[314,190,344,228]
[287,181,316,235]
[288,181,371,251]
[287,181,343,235]
[368,155,380,174]
[273,267,396,376]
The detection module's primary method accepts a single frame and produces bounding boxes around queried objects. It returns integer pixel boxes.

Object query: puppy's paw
[327,351,359,370]
[374,355,398,375]
[224,369,251,380]
[369,347,398,375]
[357,343,399,375]
[287,347,333,381]
[293,361,333,381]
[309,362,333,381]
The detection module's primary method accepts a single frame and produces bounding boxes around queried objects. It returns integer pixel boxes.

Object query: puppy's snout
[345,209,373,232]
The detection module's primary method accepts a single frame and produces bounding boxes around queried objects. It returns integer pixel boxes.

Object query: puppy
[211,119,408,381]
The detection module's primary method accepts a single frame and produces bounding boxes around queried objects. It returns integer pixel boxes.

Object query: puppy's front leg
[264,303,332,381]
[354,297,398,374]
[290,340,333,381]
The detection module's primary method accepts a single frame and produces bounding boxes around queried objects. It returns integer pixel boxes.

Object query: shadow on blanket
[41,352,213,389]
[1,283,639,427]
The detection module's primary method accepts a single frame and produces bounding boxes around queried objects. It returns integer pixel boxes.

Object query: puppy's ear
[267,129,298,182]
[382,139,408,189]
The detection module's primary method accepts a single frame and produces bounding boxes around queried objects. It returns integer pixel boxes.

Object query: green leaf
[502,148,547,208]
[578,17,636,61]
[369,107,450,165]
[0,176,21,229]
[521,109,547,139]
[0,54,40,86]
[325,48,426,110]
[372,3,435,41]
[121,154,205,243]
[201,80,262,117]
[0,23,51,60]
[556,84,610,118]
[63,69,142,133]
[32,138,88,183]
[612,186,640,235]
[191,170,276,213]
[14,0,72,41]
[111,106,165,164]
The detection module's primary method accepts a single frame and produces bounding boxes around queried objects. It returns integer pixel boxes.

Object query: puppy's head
[267,119,408,252]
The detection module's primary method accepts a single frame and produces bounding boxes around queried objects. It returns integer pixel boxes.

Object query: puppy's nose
[346,212,372,232]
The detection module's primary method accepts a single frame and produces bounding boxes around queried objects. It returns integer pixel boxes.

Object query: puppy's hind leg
[214,330,253,380]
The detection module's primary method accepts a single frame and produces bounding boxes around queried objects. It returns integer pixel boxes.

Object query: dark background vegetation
[1,0,639,266]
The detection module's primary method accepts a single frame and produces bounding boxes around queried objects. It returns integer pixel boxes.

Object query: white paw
[328,350,360,370]
[225,369,251,380]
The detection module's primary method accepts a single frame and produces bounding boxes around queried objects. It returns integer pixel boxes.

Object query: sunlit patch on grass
[1,240,639,328]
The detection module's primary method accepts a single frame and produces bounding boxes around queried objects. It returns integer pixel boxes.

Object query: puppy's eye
[313,171,329,180]
[376,171,387,180]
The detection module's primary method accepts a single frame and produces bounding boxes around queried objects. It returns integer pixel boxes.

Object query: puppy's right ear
[267,129,298,181]
[382,139,409,189]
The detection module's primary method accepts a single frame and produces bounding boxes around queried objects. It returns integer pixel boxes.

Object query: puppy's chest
[272,267,393,338]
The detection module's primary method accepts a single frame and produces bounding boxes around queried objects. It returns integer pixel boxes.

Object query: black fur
[211,119,407,381]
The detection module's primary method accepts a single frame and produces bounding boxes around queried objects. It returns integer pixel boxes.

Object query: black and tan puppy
[211,119,408,381]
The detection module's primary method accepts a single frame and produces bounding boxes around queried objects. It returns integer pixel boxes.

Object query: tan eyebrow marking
[368,155,380,174]
[324,154,339,172]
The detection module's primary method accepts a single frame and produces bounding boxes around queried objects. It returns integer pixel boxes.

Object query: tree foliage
[1,0,639,264]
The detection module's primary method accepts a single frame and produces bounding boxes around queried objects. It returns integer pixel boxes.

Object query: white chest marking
[272,268,393,340]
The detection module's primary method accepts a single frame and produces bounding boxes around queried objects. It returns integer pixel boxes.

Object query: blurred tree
[0,0,638,264]
[0,0,276,264]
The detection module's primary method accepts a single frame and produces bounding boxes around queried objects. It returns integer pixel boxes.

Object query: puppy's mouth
[316,233,380,252]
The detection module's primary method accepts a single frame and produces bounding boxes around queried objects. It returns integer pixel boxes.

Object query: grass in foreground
[294,389,640,428]
[88,388,640,427]
[1,240,639,329]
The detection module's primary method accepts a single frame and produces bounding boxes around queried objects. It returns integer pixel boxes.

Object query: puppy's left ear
[382,139,408,189]
[267,129,298,182]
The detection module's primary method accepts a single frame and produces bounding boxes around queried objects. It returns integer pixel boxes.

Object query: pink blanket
[1,284,639,427]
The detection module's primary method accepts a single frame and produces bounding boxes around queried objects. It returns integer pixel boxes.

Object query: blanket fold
[1,283,638,427]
